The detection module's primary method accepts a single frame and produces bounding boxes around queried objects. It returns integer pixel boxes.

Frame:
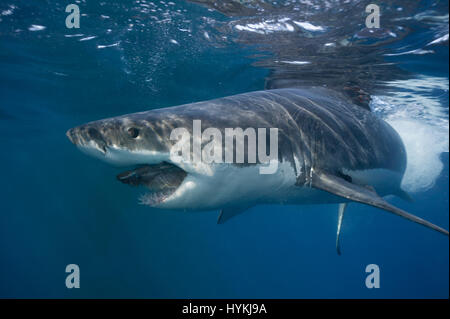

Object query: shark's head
[66,113,192,207]
[66,114,173,166]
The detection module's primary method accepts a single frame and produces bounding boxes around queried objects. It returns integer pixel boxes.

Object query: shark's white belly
[156,161,403,211]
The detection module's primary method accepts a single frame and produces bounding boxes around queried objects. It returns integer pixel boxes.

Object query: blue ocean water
[0,0,448,298]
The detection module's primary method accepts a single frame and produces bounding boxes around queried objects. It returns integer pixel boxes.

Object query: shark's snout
[66,125,108,154]
[66,128,78,145]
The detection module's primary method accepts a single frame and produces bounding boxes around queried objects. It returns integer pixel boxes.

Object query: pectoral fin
[311,171,449,236]
[336,203,347,255]
[218,206,252,224]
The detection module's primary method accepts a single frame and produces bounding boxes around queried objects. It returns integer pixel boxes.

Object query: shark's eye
[127,127,139,138]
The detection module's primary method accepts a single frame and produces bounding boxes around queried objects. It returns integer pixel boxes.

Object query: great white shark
[66,87,449,253]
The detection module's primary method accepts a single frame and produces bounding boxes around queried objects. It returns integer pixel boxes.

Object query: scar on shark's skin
[67,87,449,254]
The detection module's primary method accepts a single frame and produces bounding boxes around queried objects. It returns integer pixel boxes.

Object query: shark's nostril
[87,128,102,140]
[86,127,107,153]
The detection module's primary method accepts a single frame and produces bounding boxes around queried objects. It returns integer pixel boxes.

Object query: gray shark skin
[66,87,449,244]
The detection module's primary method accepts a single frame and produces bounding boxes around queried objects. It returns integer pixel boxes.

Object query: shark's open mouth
[116,162,187,206]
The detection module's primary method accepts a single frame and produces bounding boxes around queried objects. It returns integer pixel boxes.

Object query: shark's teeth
[138,191,171,206]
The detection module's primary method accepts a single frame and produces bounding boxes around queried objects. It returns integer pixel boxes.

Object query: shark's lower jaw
[138,190,175,206]
[116,162,187,206]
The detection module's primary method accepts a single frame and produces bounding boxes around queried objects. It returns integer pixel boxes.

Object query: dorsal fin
[341,86,372,111]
